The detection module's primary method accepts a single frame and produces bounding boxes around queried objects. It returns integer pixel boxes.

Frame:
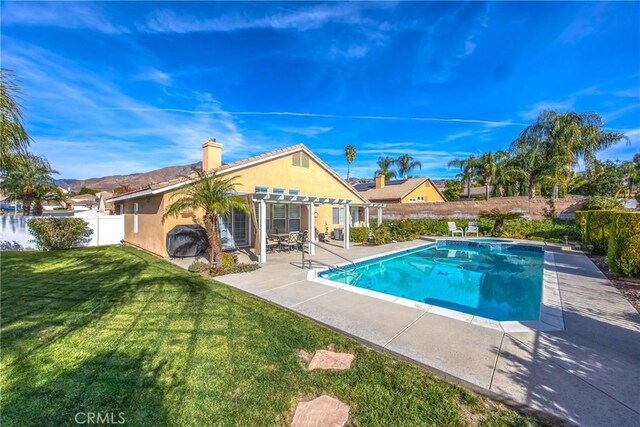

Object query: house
[66,193,98,211]
[354,175,446,204]
[97,191,114,214]
[107,139,383,262]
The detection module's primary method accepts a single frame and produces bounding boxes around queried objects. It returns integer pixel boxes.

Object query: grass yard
[1,247,543,426]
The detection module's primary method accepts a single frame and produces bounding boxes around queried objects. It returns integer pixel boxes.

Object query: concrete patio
[211,240,640,426]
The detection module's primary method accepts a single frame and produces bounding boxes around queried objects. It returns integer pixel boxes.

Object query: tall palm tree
[344,144,356,180]
[163,170,251,268]
[0,153,56,215]
[375,156,397,181]
[448,155,476,199]
[474,151,507,201]
[522,110,627,197]
[396,154,422,179]
[32,183,65,216]
[1,69,30,172]
[508,134,550,199]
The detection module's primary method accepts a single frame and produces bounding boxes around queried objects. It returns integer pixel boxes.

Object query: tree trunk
[22,197,32,216]
[467,179,471,199]
[346,163,350,180]
[485,183,490,201]
[205,214,223,269]
[528,177,536,200]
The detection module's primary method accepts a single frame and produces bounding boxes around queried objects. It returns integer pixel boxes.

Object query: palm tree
[0,153,56,215]
[375,156,397,181]
[508,134,550,199]
[1,69,30,172]
[522,110,627,198]
[163,170,251,268]
[479,209,524,233]
[32,183,65,215]
[396,154,422,179]
[448,155,476,199]
[474,151,507,201]
[344,145,356,180]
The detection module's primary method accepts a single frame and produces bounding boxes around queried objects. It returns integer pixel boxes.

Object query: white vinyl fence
[0,214,124,250]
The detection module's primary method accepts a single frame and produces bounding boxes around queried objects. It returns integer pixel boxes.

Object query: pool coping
[307,240,565,333]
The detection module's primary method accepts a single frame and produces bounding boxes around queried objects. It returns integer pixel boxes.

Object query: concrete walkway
[213,240,640,426]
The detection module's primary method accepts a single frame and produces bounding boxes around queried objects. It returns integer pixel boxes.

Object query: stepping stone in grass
[291,395,350,427]
[307,350,354,371]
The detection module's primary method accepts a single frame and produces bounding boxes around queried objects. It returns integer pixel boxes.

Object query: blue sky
[2,1,639,180]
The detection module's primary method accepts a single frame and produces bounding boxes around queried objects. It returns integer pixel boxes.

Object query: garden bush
[367,217,577,244]
[349,227,370,243]
[188,260,210,273]
[582,196,623,211]
[607,212,640,277]
[575,210,619,254]
[27,217,92,250]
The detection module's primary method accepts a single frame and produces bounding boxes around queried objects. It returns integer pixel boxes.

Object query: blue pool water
[319,241,544,321]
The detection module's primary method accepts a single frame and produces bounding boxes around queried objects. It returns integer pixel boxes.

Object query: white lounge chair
[466,221,479,237]
[448,222,464,237]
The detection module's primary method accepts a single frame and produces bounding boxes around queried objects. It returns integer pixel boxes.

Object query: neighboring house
[435,184,493,198]
[98,191,115,214]
[107,140,383,261]
[66,193,98,211]
[354,175,446,204]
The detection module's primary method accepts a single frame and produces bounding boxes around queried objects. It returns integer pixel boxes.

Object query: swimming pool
[318,241,544,322]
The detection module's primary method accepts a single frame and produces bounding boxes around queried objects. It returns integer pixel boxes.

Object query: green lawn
[1,247,543,426]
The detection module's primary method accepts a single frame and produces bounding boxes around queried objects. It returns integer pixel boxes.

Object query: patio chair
[282,232,299,252]
[266,235,281,253]
[466,221,479,237]
[297,230,309,251]
[448,222,464,237]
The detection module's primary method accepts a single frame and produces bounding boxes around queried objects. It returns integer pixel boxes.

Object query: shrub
[478,209,524,233]
[350,227,370,243]
[575,210,619,254]
[582,196,623,211]
[188,260,210,273]
[607,212,640,277]
[211,262,260,277]
[27,218,92,250]
[221,252,237,269]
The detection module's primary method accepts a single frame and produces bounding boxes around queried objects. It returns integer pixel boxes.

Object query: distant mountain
[58,162,201,192]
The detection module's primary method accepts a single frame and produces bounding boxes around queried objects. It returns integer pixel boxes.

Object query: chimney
[375,174,385,189]
[202,137,222,171]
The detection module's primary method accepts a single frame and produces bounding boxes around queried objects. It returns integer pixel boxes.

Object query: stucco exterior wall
[400,181,446,203]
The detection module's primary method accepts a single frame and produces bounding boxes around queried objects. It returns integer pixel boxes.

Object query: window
[292,152,310,168]
[255,186,269,193]
[288,189,300,195]
[289,205,301,231]
[417,196,425,202]
[273,187,285,194]
[133,203,139,234]
[332,207,345,225]
[273,204,286,232]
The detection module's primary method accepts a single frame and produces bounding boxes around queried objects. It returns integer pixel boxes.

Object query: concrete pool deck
[211,240,640,426]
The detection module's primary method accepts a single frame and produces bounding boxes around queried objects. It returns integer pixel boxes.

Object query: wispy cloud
[520,99,575,120]
[134,68,172,85]
[274,126,332,137]
[2,2,128,34]
[3,40,248,178]
[557,2,608,44]
[101,107,527,127]
[139,3,387,34]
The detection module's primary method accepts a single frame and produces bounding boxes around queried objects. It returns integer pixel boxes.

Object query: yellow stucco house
[354,174,447,204]
[108,139,382,262]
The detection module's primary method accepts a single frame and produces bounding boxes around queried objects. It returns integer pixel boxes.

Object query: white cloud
[520,99,575,121]
[3,41,248,178]
[2,2,128,34]
[135,68,172,85]
[275,126,332,137]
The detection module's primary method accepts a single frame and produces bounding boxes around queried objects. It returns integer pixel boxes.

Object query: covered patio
[251,192,384,263]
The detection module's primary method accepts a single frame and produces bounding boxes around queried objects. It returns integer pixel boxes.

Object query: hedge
[575,210,619,255]
[608,212,640,277]
[349,227,370,243]
[27,217,92,250]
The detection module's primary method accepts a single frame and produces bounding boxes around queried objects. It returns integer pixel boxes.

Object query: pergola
[251,192,384,263]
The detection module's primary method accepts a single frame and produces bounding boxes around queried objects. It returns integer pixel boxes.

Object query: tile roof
[109,144,309,200]
[354,177,431,201]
